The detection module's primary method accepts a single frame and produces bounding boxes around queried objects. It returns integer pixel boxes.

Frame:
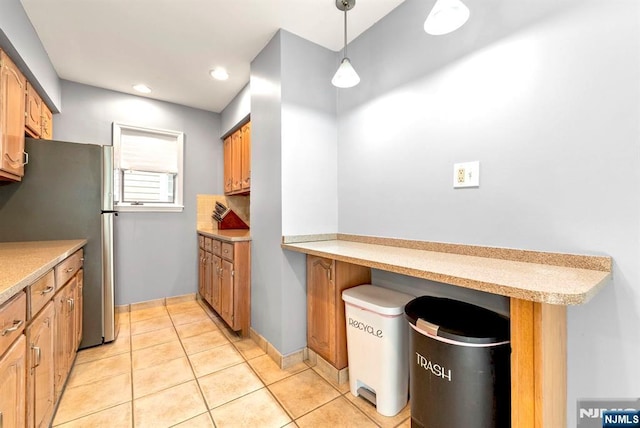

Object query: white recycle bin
[342,284,414,417]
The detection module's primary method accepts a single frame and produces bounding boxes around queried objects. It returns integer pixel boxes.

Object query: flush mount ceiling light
[424,0,470,35]
[132,84,152,93]
[210,68,229,81]
[332,0,360,88]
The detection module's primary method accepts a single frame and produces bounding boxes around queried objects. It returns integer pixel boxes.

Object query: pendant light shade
[332,57,360,88]
[424,0,470,35]
[332,0,359,88]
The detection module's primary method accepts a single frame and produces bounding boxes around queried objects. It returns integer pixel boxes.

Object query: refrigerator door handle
[102,212,116,343]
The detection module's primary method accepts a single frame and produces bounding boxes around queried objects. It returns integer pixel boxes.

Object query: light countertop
[197,227,251,242]
[281,234,611,305]
[0,240,87,306]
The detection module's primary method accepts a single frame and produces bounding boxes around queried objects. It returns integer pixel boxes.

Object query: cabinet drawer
[29,270,55,318]
[212,239,222,256]
[198,235,205,249]
[54,249,83,287]
[204,237,213,252]
[0,291,27,356]
[221,242,234,261]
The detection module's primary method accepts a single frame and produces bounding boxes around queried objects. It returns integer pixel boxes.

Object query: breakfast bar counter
[282,233,612,428]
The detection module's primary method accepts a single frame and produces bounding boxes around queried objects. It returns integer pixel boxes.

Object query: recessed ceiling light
[133,84,151,93]
[210,68,229,81]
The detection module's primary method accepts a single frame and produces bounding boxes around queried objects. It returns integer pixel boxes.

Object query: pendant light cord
[343,1,348,58]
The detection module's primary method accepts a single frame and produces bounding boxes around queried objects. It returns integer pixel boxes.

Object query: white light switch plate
[453,161,480,188]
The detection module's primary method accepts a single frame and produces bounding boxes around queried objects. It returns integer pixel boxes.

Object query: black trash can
[404,296,510,428]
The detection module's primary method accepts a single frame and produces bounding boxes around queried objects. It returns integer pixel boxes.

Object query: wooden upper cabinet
[41,103,53,140]
[223,136,232,194]
[223,120,251,195]
[25,82,43,138]
[231,131,242,192]
[0,49,27,181]
[25,78,53,140]
[241,122,251,192]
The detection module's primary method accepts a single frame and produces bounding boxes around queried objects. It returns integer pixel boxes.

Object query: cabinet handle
[32,345,42,368]
[66,267,74,273]
[68,298,74,311]
[40,286,54,295]
[2,319,24,336]
[23,151,29,165]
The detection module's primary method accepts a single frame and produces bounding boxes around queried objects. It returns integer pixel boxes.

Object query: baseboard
[306,348,349,385]
[249,327,306,370]
[121,293,197,312]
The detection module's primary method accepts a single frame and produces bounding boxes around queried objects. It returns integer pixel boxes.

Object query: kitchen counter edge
[281,234,612,306]
[0,239,87,306]
[197,228,251,242]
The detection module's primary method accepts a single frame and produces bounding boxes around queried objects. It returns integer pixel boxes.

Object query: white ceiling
[20,0,406,113]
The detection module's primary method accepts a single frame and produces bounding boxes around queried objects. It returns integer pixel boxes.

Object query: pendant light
[424,0,470,36]
[332,0,360,88]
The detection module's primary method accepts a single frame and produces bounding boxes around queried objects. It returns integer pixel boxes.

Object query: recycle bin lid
[342,284,414,316]
[404,296,509,344]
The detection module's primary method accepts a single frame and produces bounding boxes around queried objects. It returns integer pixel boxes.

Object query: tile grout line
[127,312,135,428]
[168,302,219,427]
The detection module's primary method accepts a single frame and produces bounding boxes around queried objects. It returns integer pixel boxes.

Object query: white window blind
[116,129,179,173]
[112,123,184,212]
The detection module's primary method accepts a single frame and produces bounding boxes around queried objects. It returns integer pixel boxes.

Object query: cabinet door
[41,103,53,140]
[54,280,75,400]
[0,334,26,428]
[198,248,207,299]
[231,132,242,192]
[203,251,212,305]
[0,50,27,180]
[210,254,222,313]
[240,122,251,192]
[223,136,232,194]
[25,82,42,138]
[307,256,335,363]
[220,259,235,328]
[27,302,55,428]
[75,270,84,349]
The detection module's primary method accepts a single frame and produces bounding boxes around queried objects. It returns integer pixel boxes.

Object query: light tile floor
[52,299,411,427]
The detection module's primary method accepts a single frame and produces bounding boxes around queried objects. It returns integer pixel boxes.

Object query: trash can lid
[342,284,415,316]
[404,296,509,344]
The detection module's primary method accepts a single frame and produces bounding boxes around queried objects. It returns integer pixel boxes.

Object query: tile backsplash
[197,194,250,229]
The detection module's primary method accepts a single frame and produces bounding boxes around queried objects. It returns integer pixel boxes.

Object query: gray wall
[250,32,285,348]
[220,84,250,136]
[55,80,221,305]
[249,31,337,355]
[0,0,61,111]
[336,0,639,426]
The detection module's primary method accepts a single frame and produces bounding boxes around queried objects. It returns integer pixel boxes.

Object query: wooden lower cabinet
[0,334,27,428]
[54,274,79,401]
[27,301,55,428]
[197,234,250,336]
[306,255,371,370]
[198,248,207,301]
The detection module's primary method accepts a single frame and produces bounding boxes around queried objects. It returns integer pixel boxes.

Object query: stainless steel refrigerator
[0,138,116,348]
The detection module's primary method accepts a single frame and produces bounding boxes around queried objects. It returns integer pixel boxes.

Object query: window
[112,123,184,212]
